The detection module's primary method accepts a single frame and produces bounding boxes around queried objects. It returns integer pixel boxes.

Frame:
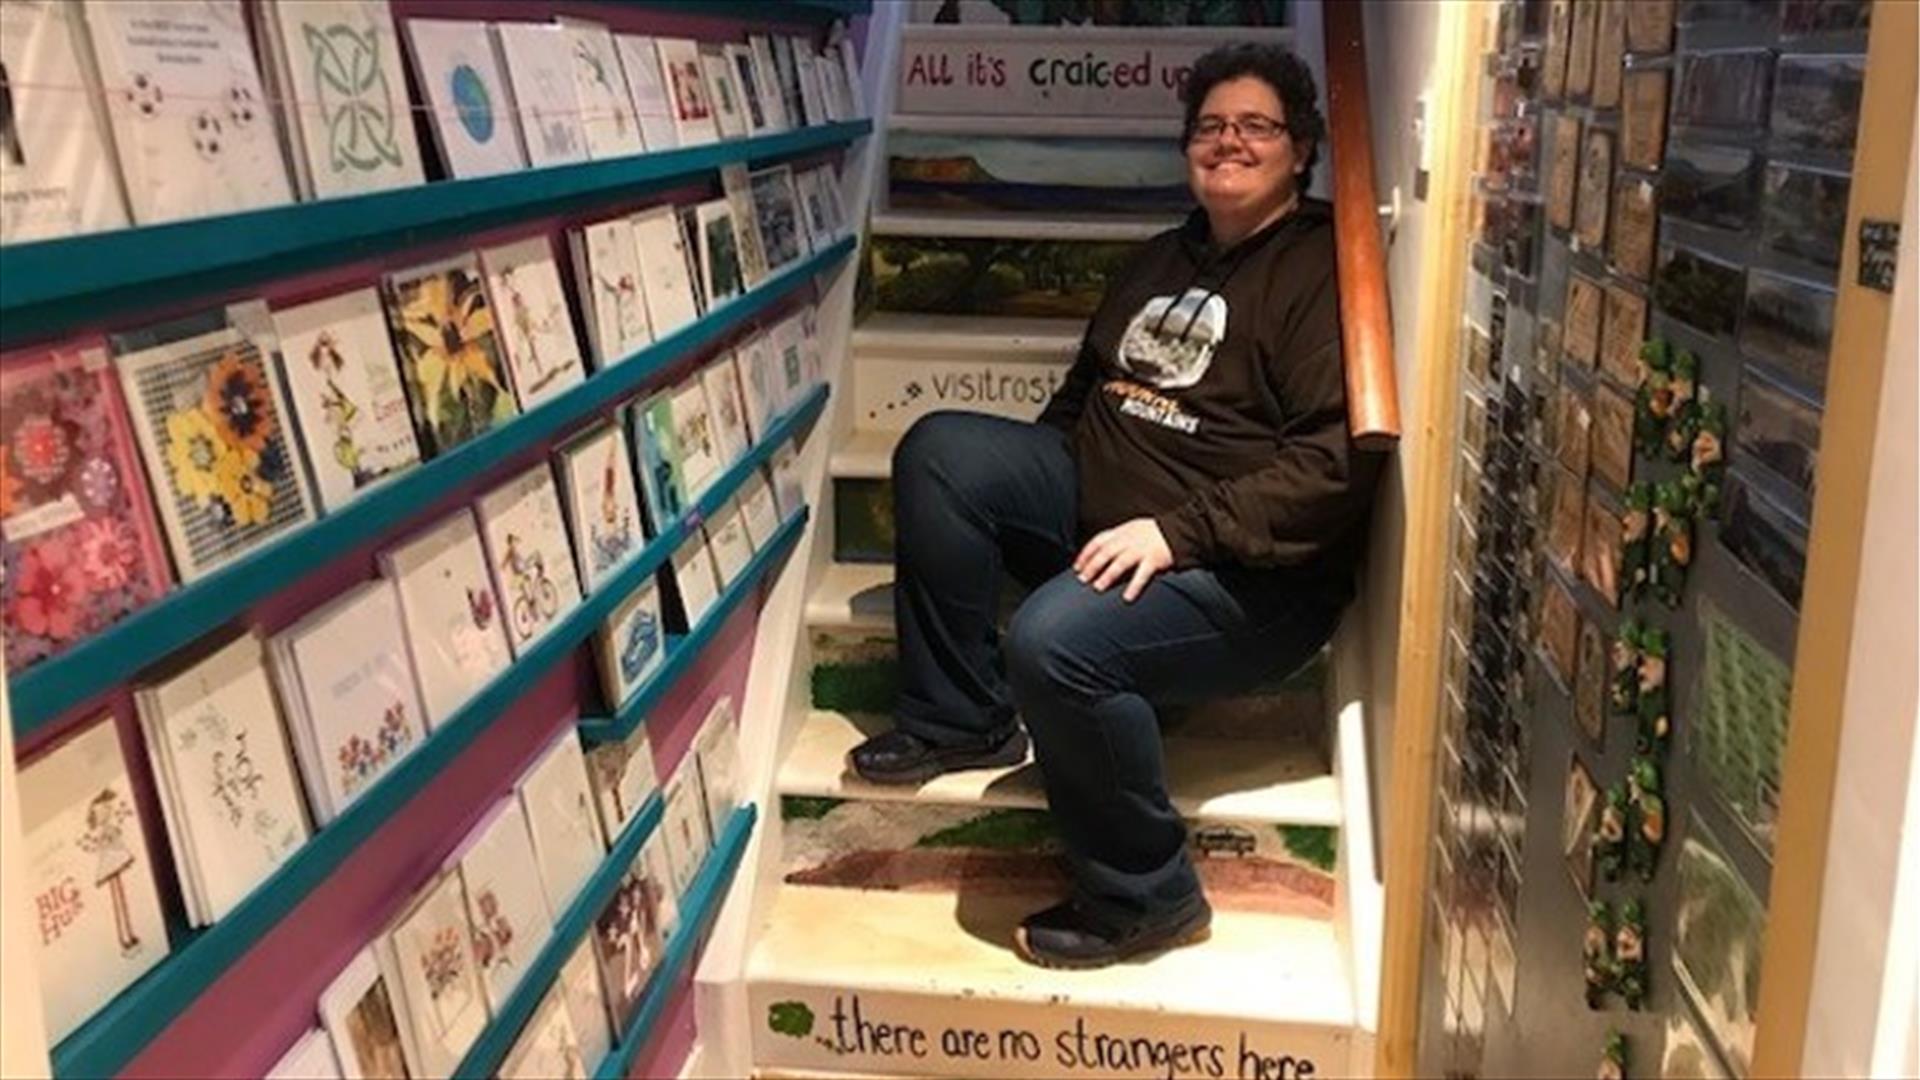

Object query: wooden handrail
[1322,0,1402,450]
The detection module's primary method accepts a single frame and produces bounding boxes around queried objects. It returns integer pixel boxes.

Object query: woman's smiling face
[1186,75,1308,227]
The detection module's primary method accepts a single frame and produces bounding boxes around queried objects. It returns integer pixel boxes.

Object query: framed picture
[1547,114,1582,231]
[1625,0,1675,53]
[1573,128,1614,250]
[1564,0,1599,99]
[1546,464,1587,575]
[1654,245,1745,338]
[1735,365,1823,496]
[1599,284,1648,387]
[1564,274,1604,369]
[1770,54,1867,156]
[1542,0,1572,100]
[1553,381,1594,480]
[1719,466,1809,609]
[1738,270,1836,395]
[1659,142,1762,233]
[1692,600,1790,858]
[1673,49,1774,132]
[1466,324,1494,386]
[1780,0,1871,37]
[1580,493,1622,607]
[1591,383,1635,491]
[1463,389,1489,462]
[1562,754,1600,899]
[1672,814,1766,1078]
[1609,174,1658,282]
[1676,0,1776,24]
[1590,0,1626,108]
[1448,573,1475,643]
[1620,67,1669,170]
[1537,573,1580,691]
[1575,621,1608,746]
[1759,163,1850,273]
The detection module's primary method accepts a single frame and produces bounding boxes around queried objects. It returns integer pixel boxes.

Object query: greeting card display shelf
[596,804,759,1080]
[456,793,666,1077]
[0,121,871,348]
[624,0,871,23]
[9,240,854,739]
[581,390,827,746]
[45,396,824,1080]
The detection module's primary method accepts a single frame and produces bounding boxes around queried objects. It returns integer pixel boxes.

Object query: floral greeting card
[384,254,520,456]
[453,798,553,1012]
[1,341,173,672]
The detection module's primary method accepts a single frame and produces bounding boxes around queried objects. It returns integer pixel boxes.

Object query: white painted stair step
[748,885,1354,1079]
[829,429,898,480]
[783,710,1340,828]
[852,313,1086,359]
[849,314,1081,433]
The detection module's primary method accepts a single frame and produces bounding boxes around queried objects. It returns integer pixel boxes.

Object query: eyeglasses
[1189,114,1291,143]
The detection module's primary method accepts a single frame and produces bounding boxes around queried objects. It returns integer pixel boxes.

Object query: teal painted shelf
[621,0,871,21]
[581,495,813,747]
[454,793,666,1079]
[593,804,759,1080]
[46,390,823,1080]
[9,240,852,739]
[0,121,869,347]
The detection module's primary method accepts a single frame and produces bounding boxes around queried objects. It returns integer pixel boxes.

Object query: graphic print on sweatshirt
[1103,286,1227,435]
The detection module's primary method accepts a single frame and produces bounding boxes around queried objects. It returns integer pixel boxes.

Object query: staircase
[703,10,1384,1078]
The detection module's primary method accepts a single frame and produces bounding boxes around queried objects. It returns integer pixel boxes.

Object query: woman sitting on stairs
[849,42,1385,969]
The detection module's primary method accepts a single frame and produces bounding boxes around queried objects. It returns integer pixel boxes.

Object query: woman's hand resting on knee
[1073,518,1175,603]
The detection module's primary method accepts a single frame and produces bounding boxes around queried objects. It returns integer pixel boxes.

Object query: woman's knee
[1005,583,1115,702]
[892,411,982,491]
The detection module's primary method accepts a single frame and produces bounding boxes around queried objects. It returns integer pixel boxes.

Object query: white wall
[1800,102,1920,1080]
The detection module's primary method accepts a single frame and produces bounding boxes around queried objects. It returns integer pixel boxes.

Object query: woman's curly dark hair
[1180,43,1325,176]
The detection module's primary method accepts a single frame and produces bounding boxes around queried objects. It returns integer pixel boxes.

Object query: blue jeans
[891,412,1345,924]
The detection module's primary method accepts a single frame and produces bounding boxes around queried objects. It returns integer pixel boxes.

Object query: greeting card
[498,989,587,1080]
[590,871,661,1030]
[480,236,587,410]
[494,21,588,168]
[669,534,720,628]
[577,216,652,366]
[719,164,771,288]
[630,392,684,532]
[595,575,665,709]
[318,945,412,1080]
[272,288,423,512]
[402,18,527,179]
[701,358,750,466]
[736,471,780,551]
[1,340,172,672]
[383,253,520,456]
[515,729,608,916]
[638,832,679,937]
[557,18,640,160]
[613,35,677,151]
[660,767,710,891]
[750,166,805,268]
[453,798,553,1012]
[266,1028,344,1080]
[378,871,487,1079]
[17,716,169,1042]
[555,940,611,1072]
[264,0,423,201]
[554,423,645,592]
[704,499,754,587]
[474,463,583,656]
[669,377,721,504]
[724,44,772,136]
[113,321,316,581]
[692,697,740,840]
[693,198,744,307]
[84,0,293,225]
[768,445,803,520]
[731,334,778,444]
[700,46,746,141]
[652,38,716,146]
[628,205,702,339]
[0,0,129,243]
[380,509,513,727]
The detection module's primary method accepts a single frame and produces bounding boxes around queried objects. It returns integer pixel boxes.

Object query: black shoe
[846,726,1029,785]
[1013,897,1213,969]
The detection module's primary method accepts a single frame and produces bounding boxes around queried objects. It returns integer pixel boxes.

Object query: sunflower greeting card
[113,319,316,582]
[384,254,521,456]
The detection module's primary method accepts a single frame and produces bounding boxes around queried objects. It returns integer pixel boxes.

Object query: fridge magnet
[1565,273,1605,368]
[1633,625,1672,755]
[1673,814,1765,1076]
[1556,381,1595,480]
[1627,756,1667,881]
[1544,0,1573,100]
[1759,163,1850,274]
[1584,899,1616,1008]
[1650,480,1696,608]
[1591,0,1626,109]
[1549,114,1583,231]
[1592,383,1636,491]
[1658,142,1761,234]
[1566,755,1600,898]
[1574,129,1615,251]
[1620,68,1668,170]
[1576,620,1609,746]
[1634,339,1696,456]
[1621,481,1654,596]
[1735,367,1822,497]
[1693,599,1790,856]
[1718,467,1809,609]
[1655,245,1745,338]
[1614,897,1650,1009]
[1467,325,1495,386]
[1611,615,1646,716]
[1738,271,1836,399]
[1769,54,1867,157]
[1599,1031,1629,1080]
[1672,49,1774,132]
[1626,0,1676,53]
[1689,400,1729,510]
[1600,284,1648,387]
[1582,495,1623,607]
[1609,174,1658,282]
[1596,782,1629,883]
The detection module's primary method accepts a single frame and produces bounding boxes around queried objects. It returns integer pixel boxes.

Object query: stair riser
[871,236,1144,319]
[809,632,1330,741]
[834,478,897,563]
[753,983,1350,1080]
[851,355,1073,432]
[779,799,1338,919]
